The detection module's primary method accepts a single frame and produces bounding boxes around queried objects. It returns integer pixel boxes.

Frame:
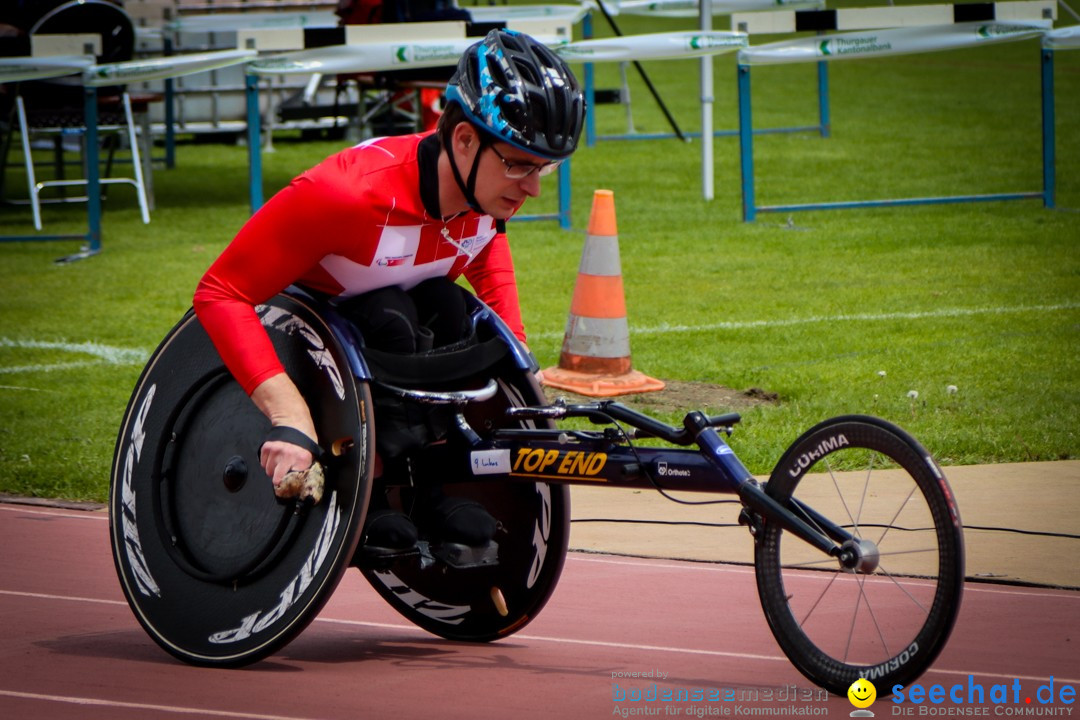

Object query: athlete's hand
[260,438,314,492]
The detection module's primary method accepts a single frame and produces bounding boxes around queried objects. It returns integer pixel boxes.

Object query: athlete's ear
[452,121,478,155]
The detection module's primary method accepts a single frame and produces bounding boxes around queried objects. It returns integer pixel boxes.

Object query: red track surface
[2,502,1077,720]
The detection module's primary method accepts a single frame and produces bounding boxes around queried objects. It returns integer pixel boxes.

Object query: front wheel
[754,416,964,695]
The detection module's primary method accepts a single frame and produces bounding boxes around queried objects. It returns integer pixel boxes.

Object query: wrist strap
[261,426,324,461]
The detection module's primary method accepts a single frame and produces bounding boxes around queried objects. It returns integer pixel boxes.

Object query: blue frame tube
[737,64,756,222]
[596,125,822,142]
[84,85,102,255]
[1041,47,1055,209]
[817,60,831,138]
[246,73,263,214]
[557,159,571,229]
[583,12,596,148]
[756,192,1045,214]
[164,36,176,170]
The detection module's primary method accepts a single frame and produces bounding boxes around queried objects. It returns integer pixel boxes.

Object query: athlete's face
[475,142,548,218]
[453,125,547,219]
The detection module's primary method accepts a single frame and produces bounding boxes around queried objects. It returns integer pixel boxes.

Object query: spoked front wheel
[755,415,964,695]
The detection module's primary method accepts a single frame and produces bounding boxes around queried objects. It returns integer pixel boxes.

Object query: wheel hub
[838,538,880,574]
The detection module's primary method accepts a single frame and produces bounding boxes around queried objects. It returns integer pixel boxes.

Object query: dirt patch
[541,379,778,416]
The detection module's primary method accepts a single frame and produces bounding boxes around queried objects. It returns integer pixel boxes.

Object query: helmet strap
[443,125,490,216]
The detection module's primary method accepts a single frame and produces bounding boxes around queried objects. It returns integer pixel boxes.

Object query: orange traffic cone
[539,190,665,398]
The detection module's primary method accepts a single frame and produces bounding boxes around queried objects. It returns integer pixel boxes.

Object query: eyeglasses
[489,145,562,179]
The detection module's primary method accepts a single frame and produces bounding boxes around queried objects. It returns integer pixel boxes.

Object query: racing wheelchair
[110,289,964,695]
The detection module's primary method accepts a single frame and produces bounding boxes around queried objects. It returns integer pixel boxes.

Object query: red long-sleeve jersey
[193,132,524,395]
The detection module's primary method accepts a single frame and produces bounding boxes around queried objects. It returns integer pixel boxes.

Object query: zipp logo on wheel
[120,384,161,598]
[209,493,343,644]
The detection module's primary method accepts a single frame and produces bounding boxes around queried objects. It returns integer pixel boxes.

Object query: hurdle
[242,20,747,227]
[734,2,1057,220]
[0,54,96,251]
[1041,26,1080,208]
[0,48,252,260]
[580,0,827,147]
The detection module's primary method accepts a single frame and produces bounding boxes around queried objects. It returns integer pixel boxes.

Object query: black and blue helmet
[445,29,584,160]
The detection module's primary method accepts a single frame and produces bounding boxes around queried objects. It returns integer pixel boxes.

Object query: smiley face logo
[848,678,877,709]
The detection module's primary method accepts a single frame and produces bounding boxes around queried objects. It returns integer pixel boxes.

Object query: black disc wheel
[360,367,571,642]
[109,293,374,666]
[755,415,964,695]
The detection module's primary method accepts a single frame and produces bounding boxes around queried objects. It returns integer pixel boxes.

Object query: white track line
[531,303,1080,341]
[1,505,1076,598]
[3,587,1079,686]
[0,337,148,375]
[4,303,1074,371]
[567,556,1080,600]
[0,505,106,521]
[0,690,326,720]
[0,338,148,364]
[0,589,126,606]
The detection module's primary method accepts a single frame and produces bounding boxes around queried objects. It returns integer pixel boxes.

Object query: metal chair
[12,90,151,229]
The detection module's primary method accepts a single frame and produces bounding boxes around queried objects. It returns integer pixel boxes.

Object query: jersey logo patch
[372,225,421,268]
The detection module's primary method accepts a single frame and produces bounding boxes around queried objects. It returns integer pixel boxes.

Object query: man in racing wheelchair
[192,29,585,567]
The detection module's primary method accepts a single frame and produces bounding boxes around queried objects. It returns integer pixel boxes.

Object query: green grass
[1,8,1078,501]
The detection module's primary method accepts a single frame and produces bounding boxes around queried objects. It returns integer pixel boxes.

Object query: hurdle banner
[736,19,1058,221]
[729,0,1056,33]
[246,39,475,76]
[84,48,255,86]
[0,55,94,85]
[607,0,824,19]
[468,4,591,25]
[164,10,339,35]
[554,30,747,61]
[1043,24,1080,48]
[738,19,1050,64]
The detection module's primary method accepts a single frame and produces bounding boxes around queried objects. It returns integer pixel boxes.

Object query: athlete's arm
[194,175,354,485]
[463,230,526,342]
[251,374,318,491]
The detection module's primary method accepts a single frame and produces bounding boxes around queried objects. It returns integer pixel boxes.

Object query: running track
[1,502,1077,720]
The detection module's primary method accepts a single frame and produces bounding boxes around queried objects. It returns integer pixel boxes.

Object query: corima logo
[788,434,850,477]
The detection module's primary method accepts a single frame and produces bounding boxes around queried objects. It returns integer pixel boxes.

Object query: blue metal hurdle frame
[737,40,1056,221]
[581,11,832,147]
